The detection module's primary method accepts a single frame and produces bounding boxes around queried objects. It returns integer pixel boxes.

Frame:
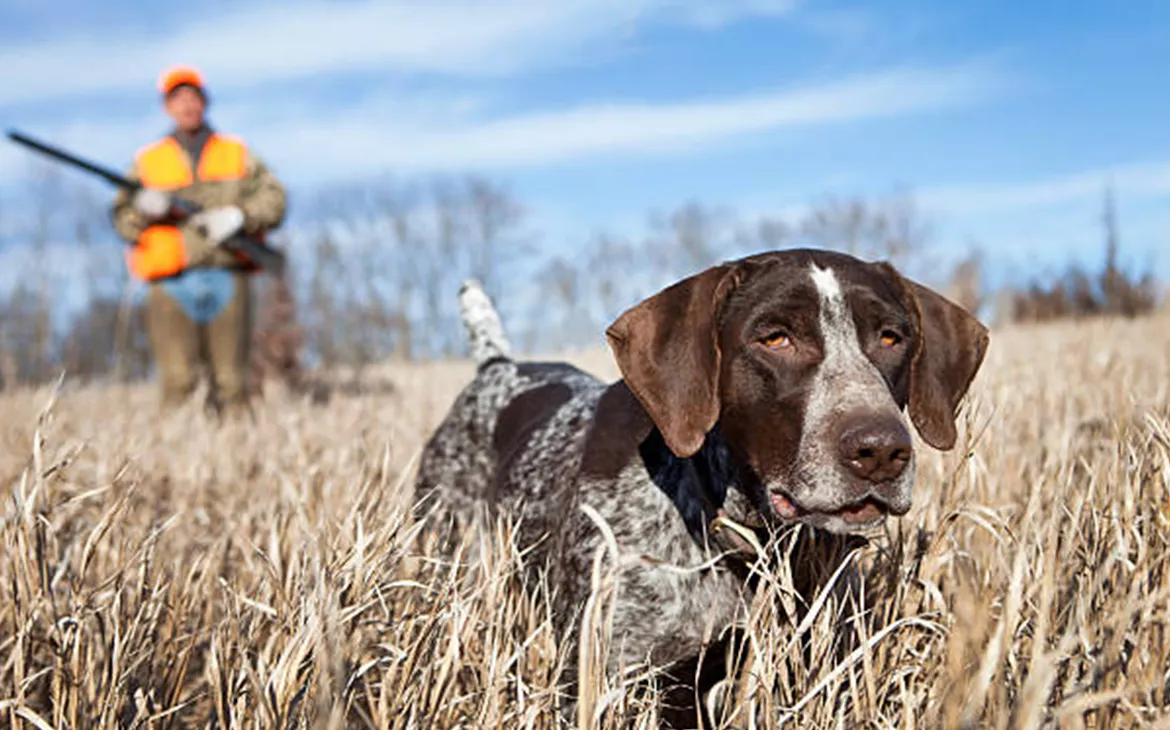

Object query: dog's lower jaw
[760,461,916,534]
[797,509,889,536]
[766,485,912,536]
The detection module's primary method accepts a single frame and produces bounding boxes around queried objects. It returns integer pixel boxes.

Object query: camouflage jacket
[110,125,288,271]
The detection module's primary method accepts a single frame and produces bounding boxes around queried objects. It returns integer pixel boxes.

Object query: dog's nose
[837,417,912,483]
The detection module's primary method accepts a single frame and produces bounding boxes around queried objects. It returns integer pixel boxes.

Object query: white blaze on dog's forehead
[802,262,902,450]
[810,264,843,302]
[809,263,852,336]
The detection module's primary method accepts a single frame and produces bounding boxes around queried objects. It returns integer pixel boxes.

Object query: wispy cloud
[0,0,801,108]
[917,159,1170,216]
[732,156,1170,230]
[344,62,1002,174]
[913,160,1170,280]
[1,61,1006,185]
[658,0,796,29]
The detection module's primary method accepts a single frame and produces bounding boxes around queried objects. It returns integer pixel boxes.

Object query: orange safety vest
[127,133,253,281]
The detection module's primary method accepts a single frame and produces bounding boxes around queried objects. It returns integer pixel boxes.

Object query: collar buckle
[709,509,766,563]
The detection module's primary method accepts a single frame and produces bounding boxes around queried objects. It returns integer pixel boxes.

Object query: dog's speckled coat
[413,249,990,726]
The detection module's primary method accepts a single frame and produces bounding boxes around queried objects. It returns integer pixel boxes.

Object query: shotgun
[5,129,286,277]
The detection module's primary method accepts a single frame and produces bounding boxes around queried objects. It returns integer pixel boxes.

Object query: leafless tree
[945,246,985,315]
[1008,183,1159,324]
[535,256,590,352]
[586,232,641,327]
[796,189,929,271]
[27,165,62,383]
[0,193,12,390]
[467,176,528,302]
[645,201,735,282]
[739,216,791,252]
[424,177,466,356]
[289,174,532,365]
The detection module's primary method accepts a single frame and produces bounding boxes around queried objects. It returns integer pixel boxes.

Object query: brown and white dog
[413,248,990,726]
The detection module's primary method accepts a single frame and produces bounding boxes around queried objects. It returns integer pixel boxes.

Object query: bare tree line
[0,167,1161,393]
[1006,184,1162,323]
[0,165,148,390]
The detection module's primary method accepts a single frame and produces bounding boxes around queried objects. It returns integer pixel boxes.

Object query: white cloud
[726,156,1170,249]
[913,162,1170,278]
[917,159,1170,217]
[657,0,796,29]
[0,61,1005,185]
[244,62,1006,178]
[0,0,800,107]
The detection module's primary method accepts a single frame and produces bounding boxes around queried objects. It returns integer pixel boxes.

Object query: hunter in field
[110,65,288,418]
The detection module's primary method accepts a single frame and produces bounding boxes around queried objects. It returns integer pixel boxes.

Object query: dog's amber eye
[761,331,792,349]
[879,330,902,348]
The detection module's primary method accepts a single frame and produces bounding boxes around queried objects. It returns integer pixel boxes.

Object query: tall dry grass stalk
[2,313,1169,728]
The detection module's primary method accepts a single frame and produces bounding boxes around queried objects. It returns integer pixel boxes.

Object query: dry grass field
[2,311,1169,729]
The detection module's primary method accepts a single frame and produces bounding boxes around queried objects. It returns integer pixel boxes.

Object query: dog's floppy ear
[606,264,740,458]
[882,265,990,450]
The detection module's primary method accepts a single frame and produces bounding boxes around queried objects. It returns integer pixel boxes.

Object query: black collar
[639,427,769,569]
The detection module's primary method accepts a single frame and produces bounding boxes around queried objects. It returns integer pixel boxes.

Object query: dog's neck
[639,426,768,559]
[590,380,775,562]
[637,426,870,598]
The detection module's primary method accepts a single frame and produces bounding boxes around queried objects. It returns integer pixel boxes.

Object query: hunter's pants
[145,268,253,418]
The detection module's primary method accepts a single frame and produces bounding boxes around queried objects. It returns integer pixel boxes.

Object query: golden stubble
[1,313,1168,728]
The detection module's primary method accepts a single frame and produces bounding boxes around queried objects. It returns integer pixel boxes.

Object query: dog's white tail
[459,279,511,365]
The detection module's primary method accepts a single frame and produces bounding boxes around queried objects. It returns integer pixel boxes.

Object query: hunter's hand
[191,205,245,247]
[132,188,173,220]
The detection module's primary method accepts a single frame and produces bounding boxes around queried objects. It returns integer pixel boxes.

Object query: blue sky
[1,0,1168,299]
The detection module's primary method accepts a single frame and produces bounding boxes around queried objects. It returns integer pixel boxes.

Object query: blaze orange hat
[158,65,207,98]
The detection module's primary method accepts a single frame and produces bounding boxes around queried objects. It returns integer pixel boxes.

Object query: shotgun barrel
[5,129,286,276]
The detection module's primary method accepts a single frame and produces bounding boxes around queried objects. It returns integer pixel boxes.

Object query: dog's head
[606,248,990,535]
